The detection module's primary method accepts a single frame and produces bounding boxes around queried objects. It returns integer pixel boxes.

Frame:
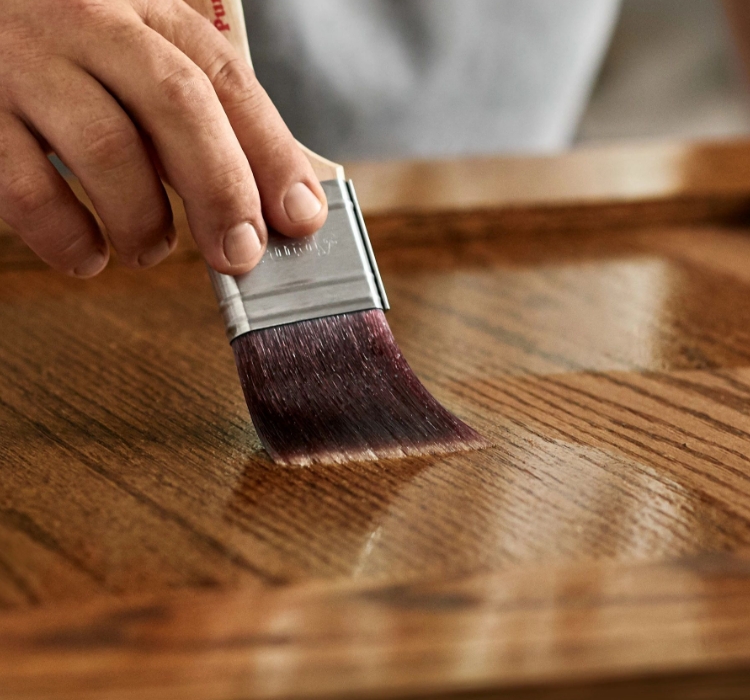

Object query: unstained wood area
[4,141,750,698]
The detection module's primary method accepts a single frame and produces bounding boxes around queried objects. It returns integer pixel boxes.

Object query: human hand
[0,0,328,277]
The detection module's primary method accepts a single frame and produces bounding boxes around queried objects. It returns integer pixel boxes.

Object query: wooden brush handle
[187,0,345,182]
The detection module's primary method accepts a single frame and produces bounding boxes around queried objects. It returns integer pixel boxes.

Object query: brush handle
[186,0,345,182]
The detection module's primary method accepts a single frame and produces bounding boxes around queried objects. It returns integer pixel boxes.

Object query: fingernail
[223,223,262,267]
[73,249,108,278]
[284,182,323,222]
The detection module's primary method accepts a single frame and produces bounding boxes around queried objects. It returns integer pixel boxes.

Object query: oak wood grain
[4,554,750,700]
[5,141,750,697]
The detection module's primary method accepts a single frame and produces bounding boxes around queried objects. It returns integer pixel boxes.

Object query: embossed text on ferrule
[258,237,338,266]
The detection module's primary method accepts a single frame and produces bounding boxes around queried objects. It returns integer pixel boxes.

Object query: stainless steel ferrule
[208,179,389,341]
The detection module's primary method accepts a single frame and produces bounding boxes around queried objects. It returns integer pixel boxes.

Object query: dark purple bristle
[231,309,488,466]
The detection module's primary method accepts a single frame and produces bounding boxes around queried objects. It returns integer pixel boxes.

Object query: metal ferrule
[208,179,389,341]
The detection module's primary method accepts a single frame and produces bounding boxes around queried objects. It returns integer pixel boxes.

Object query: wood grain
[5,142,750,697]
[5,554,750,700]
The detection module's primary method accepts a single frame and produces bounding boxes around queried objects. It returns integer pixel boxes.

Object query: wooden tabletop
[4,139,750,698]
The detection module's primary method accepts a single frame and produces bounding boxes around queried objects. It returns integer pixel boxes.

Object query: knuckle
[80,116,140,172]
[2,171,59,219]
[255,130,293,161]
[68,0,118,28]
[157,65,214,111]
[204,162,253,205]
[210,56,256,99]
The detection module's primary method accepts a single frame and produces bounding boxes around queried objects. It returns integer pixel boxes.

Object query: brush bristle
[231,309,488,466]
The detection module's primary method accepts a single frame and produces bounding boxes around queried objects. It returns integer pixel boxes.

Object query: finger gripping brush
[204,0,488,466]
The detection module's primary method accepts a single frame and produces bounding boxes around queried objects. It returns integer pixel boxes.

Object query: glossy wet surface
[5,144,750,697]
[3,223,750,604]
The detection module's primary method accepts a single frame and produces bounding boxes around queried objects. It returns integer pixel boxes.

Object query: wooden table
[4,140,750,698]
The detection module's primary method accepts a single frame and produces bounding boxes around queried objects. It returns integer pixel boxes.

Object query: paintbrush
[204,0,488,466]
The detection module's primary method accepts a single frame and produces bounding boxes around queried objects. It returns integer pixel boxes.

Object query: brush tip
[232,310,487,466]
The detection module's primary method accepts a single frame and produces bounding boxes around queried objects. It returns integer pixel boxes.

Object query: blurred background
[248,0,750,160]
[578,0,750,145]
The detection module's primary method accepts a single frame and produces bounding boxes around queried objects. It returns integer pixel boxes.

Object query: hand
[0,0,328,277]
